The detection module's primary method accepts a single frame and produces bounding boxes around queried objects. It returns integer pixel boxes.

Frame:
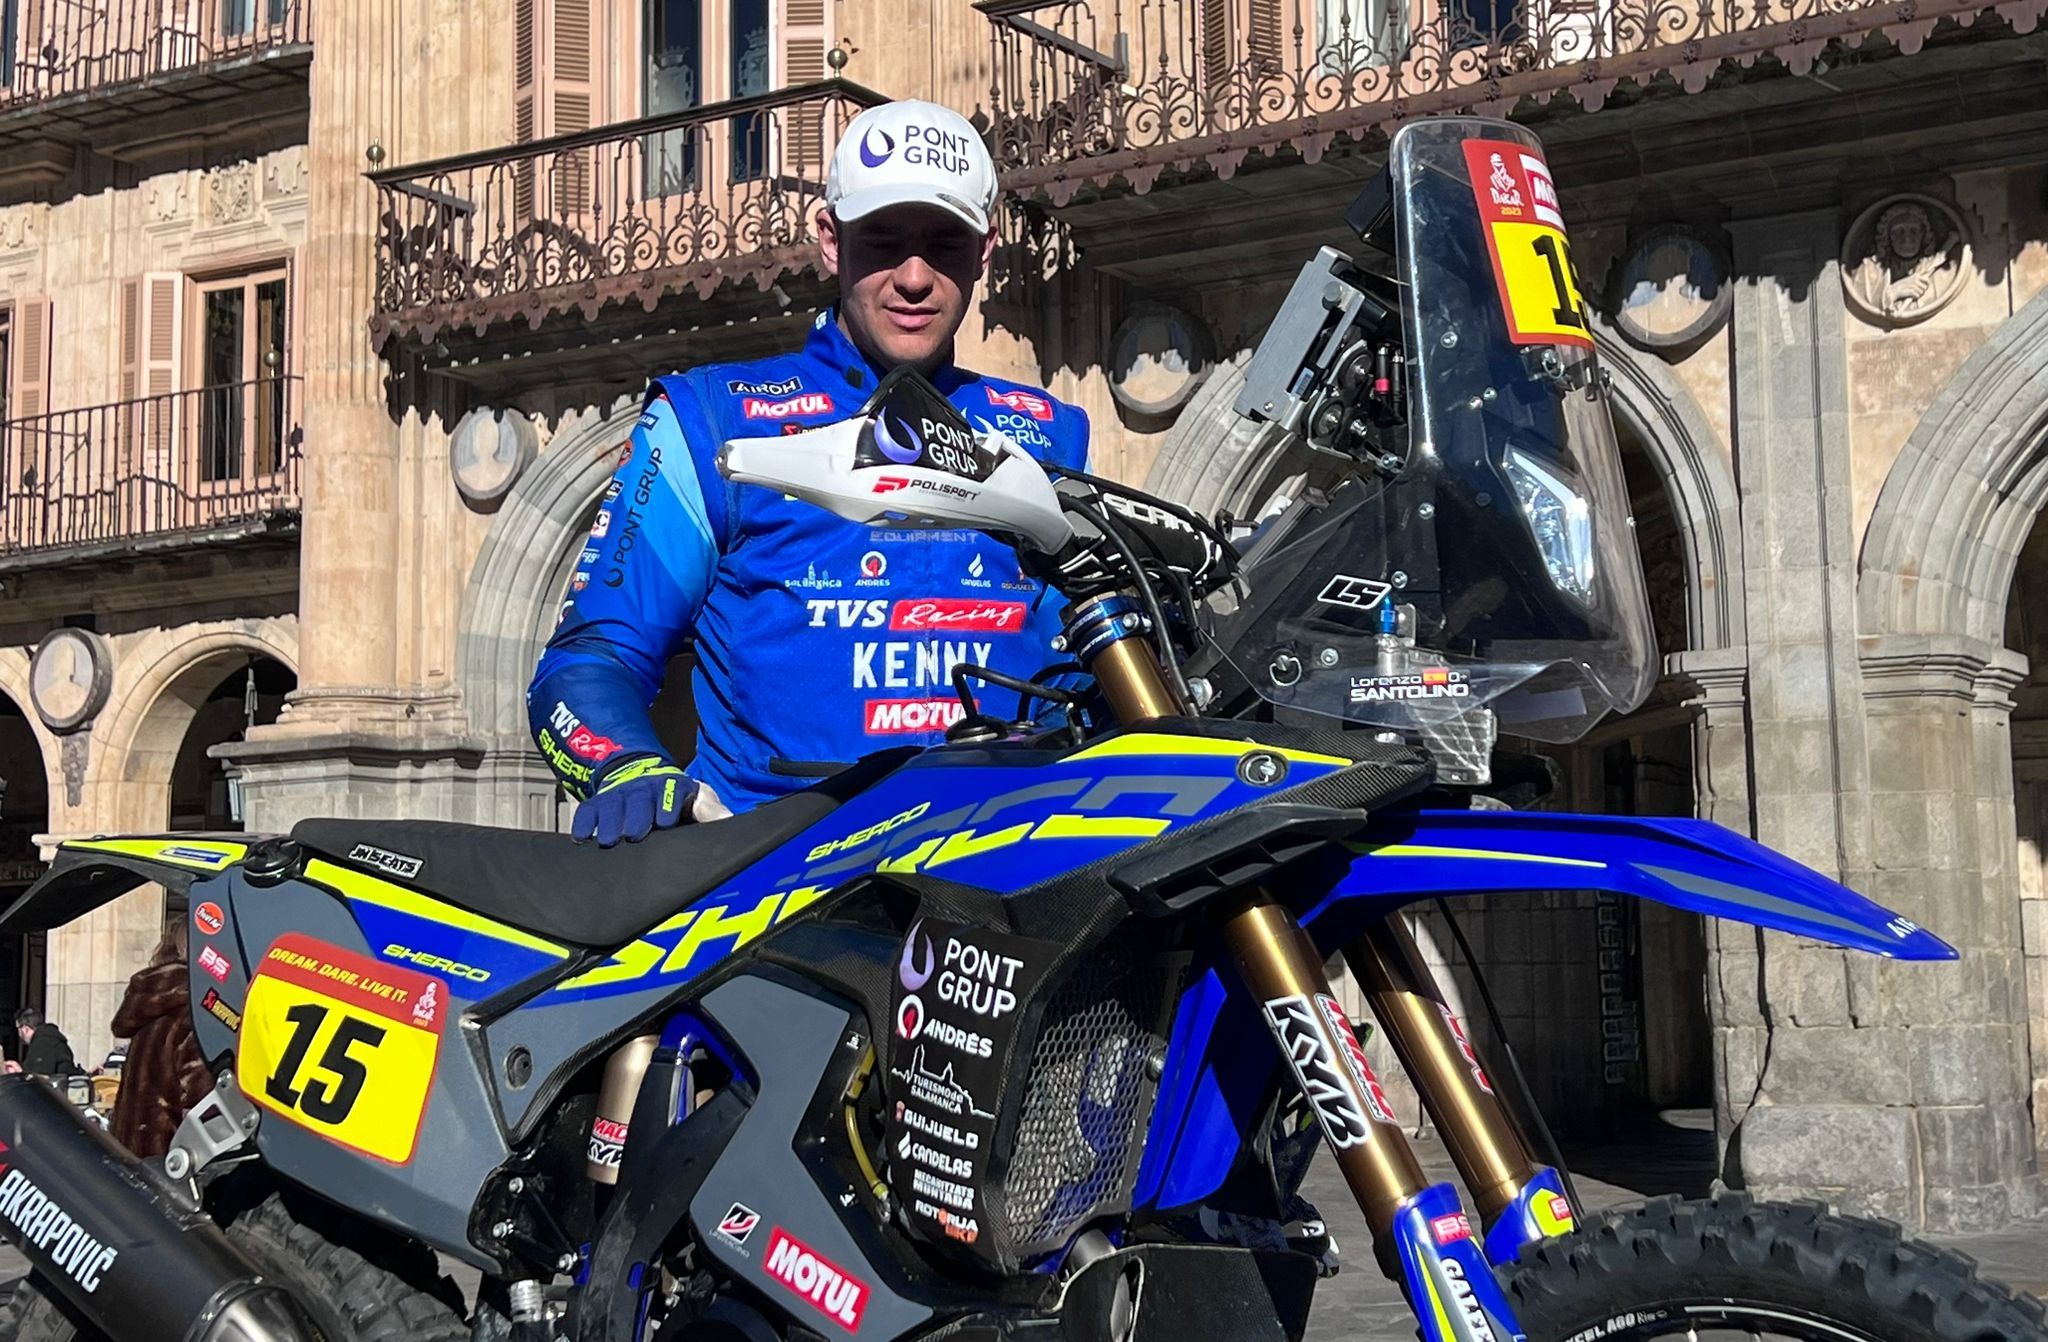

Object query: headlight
[1502,448,1596,603]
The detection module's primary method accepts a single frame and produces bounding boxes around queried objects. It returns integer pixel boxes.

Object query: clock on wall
[29,627,112,734]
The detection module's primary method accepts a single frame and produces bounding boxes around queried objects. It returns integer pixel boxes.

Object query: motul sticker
[889,599,1027,633]
[864,698,966,735]
[763,1227,868,1331]
[743,393,836,420]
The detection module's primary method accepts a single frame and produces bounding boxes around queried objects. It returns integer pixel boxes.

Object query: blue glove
[573,756,698,847]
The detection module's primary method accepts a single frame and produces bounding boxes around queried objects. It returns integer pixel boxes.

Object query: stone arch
[456,397,640,750]
[0,648,61,806]
[1861,283,2048,644]
[90,620,299,832]
[1143,317,1745,652]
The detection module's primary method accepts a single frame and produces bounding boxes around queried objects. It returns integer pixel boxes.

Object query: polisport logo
[865,698,966,735]
[889,599,1027,633]
[744,393,836,420]
[193,903,224,937]
[1431,1212,1473,1245]
[763,1227,868,1331]
[871,476,909,495]
[198,946,231,983]
[986,385,1053,421]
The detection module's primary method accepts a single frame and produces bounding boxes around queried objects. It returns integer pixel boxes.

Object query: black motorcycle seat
[288,753,908,949]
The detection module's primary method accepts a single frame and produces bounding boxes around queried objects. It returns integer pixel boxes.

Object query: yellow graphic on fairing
[67,837,248,870]
[309,860,570,959]
[1358,843,1605,870]
[1067,734,1350,767]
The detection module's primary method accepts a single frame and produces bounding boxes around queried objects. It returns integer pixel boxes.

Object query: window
[190,267,289,485]
[642,0,774,195]
[0,1,16,87]
[221,0,289,40]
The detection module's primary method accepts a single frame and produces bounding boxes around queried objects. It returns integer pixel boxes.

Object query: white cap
[828,100,998,236]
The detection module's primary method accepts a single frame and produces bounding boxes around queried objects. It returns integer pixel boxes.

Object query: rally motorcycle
[2,118,2041,1342]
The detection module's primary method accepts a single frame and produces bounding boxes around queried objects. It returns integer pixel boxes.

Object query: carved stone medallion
[1841,194,1969,327]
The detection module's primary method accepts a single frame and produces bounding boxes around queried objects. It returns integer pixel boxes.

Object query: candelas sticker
[237,933,446,1164]
[1461,139,1592,349]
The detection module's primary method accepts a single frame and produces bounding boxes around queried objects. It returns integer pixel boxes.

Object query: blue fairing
[1308,809,1958,961]
[1136,805,1955,1215]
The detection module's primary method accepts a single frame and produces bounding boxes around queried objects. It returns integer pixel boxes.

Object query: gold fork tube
[1345,914,1539,1225]
[1220,897,1427,1245]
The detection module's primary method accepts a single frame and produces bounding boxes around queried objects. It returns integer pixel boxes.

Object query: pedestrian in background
[108,921,210,1158]
[5,1005,75,1078]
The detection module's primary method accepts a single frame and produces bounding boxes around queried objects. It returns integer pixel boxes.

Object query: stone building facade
[4,0,2048,1233]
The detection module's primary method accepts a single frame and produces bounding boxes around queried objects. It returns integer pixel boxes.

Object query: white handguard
[718,412,1075,556]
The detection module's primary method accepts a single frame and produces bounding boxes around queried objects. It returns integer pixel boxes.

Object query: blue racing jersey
[528,311,1089,813]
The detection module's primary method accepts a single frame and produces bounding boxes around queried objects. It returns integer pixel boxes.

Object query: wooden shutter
[12,296,49,420]
[514,0,539,219]
[138,274,182,485]
[782,0,832,175]
[1202,0,1284,83]
[550,0,594,214]
[119,280,141,401]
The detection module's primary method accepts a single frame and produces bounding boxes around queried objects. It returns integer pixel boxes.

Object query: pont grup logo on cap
[861,120,977,177]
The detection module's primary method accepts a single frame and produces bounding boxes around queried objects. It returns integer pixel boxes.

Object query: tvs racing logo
[763,1227,868,1330]
[0,1148,118,1293]
[889,599,1026,633]
[743,393,835,420]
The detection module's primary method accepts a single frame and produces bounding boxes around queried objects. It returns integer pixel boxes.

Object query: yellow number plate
[1462,139,1594,350]
[237,934,449,1164]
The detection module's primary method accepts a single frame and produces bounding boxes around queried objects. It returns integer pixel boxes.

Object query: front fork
[1221,898,1573,1342]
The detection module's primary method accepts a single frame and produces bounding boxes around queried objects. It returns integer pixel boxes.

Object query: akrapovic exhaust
[0,1076,320,1342]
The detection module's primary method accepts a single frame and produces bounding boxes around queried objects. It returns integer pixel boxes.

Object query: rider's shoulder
[643,354,815,427]
[956,369,1088,467]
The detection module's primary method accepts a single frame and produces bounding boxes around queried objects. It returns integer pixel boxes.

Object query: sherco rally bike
[2,117,2041,1342]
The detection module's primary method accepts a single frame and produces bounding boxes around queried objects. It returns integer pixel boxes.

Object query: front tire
[1507,1194,2048,1341]
[0,1194,468,1342]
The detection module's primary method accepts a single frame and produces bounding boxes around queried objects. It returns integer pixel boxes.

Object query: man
[529,100,1088,845]
[6,1007,75,1078]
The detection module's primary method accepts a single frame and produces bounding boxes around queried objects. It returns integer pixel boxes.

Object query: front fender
[1310,810,1956,961]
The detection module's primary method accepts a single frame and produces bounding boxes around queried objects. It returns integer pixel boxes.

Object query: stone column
[216,2,510,828]
[1718,210,1909,1223]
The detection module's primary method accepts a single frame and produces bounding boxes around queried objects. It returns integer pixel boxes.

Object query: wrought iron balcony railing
[0,0,309,110]
[980,0,2014,199]
[370,80,890,347]
[0,377,302,561]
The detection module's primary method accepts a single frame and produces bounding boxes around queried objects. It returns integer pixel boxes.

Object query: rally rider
[528,100,1088,845]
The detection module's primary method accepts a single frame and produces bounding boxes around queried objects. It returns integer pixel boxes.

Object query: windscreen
[1211,118,1656,743]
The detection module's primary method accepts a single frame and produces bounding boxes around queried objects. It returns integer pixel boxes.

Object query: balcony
[0,377,302,570]
[979,0,2016,204]
[0,0,311,178]
[370,81,888,386]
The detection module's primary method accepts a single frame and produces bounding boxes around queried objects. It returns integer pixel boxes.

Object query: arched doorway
[168,657,295,832]
[2006,512,2048,1151]
[0,689,48,1055]
[1142,337,1724,1139]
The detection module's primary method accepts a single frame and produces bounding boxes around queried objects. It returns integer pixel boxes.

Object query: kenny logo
[0,1162,118,1293]
[1263,994,1374,1148]
[347,843,423,881]
[763,1227,868,1331]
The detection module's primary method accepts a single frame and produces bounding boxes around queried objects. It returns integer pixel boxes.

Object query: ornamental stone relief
[204,160,257,226]
[144,175,189,224]
[1841,194,1970,327]
[263,146,307,199]
[0,206,41,252]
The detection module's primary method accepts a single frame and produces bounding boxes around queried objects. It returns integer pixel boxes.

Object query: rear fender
[0,836,252,932]
[1308,810,1956,960]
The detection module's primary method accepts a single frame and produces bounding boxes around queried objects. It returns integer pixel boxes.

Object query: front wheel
[1506,1195,2047,1342]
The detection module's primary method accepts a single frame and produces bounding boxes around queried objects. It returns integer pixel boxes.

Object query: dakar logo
[1488,152,1523,211]
[860,126,896,168]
